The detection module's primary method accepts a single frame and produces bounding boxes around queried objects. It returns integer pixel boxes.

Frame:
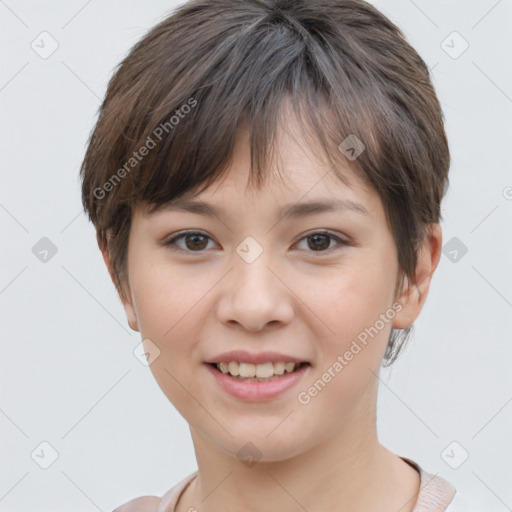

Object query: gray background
[1,0,511,510]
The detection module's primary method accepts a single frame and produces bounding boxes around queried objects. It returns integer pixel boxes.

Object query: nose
[215,249,294,332]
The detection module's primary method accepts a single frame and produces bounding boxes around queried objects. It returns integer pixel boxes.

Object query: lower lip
[205,363,310,401]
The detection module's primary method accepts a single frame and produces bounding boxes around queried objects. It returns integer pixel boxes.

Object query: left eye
[165,230,347,253]
[295,231,347,252]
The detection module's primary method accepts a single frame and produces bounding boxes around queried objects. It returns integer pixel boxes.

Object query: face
[111,120,435,464]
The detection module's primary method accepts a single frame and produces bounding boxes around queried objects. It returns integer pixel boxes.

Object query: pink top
[113,458,463,512]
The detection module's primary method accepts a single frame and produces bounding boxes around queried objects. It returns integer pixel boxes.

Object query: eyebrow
[149,197,369,219]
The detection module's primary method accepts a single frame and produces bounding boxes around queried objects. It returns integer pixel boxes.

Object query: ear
[99,242,140,332]
[392,224,442,329]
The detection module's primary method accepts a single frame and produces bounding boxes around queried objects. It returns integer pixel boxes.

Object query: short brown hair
[80,0,450,365]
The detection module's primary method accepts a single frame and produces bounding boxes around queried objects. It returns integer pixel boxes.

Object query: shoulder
[403,459,473,512]
[112,495,161,512]
[112,472,198,512]
[401,457,458,512]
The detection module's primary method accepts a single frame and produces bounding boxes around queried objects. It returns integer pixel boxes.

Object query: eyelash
[164,230,349,255]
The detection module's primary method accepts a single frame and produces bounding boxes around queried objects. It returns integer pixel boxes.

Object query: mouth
[207,361,311,382]
[204,358,311,401]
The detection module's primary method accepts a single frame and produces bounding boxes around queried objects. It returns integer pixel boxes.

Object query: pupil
[309,234,329,251]
[186,234,207,250]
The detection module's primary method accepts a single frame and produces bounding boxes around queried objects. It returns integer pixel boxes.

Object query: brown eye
[166,231,214,252]
[184,233,209,250]
[295,231,348,253]
[307,233,331,251]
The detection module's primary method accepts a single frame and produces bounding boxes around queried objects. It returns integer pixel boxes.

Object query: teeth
[228,361,239,376]
[284,362,295,373]
[218,362,229,374]
[215,361,303,379]
[239,363,256,378]
[273,362,285,375]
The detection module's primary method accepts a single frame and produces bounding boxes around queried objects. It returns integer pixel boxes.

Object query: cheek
[127,255,212,405]
[294,271,392,427]
[306,260,397,344]
[129,256,204,340]
[299,261,397,411]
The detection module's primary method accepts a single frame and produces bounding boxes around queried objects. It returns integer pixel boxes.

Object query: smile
[213,361,308,381]
[205,361,311,401]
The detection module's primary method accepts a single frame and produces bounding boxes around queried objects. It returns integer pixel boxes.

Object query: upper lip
[205,350,309,365]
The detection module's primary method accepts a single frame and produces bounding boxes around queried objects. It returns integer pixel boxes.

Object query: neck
[178,421,420,512]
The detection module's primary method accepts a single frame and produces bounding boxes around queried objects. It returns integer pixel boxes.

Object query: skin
[102,117,442,512]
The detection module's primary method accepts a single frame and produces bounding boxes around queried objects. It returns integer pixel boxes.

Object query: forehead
[187,124,377,215]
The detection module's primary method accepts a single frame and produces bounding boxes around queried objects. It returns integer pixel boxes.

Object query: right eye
[165,230,217,252]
